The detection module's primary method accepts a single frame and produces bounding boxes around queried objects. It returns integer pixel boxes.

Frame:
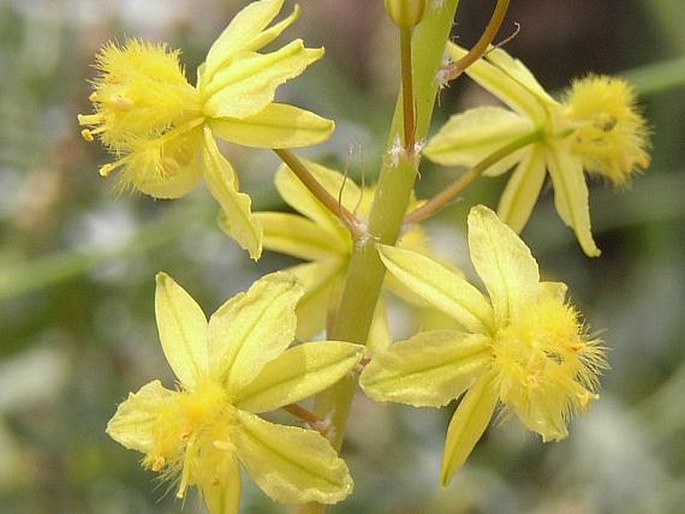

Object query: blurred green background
[1,0,684,513]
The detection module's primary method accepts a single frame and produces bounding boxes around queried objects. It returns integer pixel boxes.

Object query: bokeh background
[1,0,684,513]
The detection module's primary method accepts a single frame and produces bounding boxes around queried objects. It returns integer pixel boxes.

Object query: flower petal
[106,380,174,454]
[447,43,552,122]
[200,454,241,514]
[467,205,540,325]
[273,159,362,236]
[440,376,498,486]
[202,127,263,260]
[235,341,363,412]
[233,410,353,504]
[287,260,346,341]
[155,272,208,388]
[545,148,601,257]
[202,0,285,83]
[208,272,303,391]
[496,145,547,232]
[378,244,494,334]
[360,330,490,408]
[209,103,334,148]
[424,106,532,173]
[202,41,323,119]
[253,211,344,261]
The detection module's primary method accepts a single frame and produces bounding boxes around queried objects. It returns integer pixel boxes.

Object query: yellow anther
[88,91,98,102]
[99,163,114,177]
[151,455,165,472]
[109,94,135,111]
[81,129,95,142]
[77,113,103,126]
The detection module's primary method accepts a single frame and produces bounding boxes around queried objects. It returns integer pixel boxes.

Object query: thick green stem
[293,2,461,513]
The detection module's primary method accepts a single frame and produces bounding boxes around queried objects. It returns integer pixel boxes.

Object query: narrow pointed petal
[155,273,208,388]
[447,43,551,122]
[233,411,354,504]
[287,260,345,341]
[202,42,323,119]
[202,128,263,260]
[200,454,241,514]
[546,149,601,257]
[253,211,343,261]
[207,272,303,391]
[360,330,490,407]
[378,245,494,334]
[496,145,546,233]
[424,106,532,172]
[540,281,568,302]
[440,377,498,486]
[273,159,362,236]
[202,0,285,83]
[209,103,334,149]
[467,205,540,324]
[106,380,174,453]
[235,341,363,412]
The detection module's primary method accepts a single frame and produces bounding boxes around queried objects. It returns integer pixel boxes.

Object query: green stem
[405,130,543,223]
[293,2,461,513]
[442,0,510,82]
[400,26,416,153]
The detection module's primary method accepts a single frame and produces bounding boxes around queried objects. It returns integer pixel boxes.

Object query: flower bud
[385,0,427,28]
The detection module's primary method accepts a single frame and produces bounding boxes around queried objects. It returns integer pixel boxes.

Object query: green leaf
[233,410,353,504]
[235,341,363,412]
[360,330,490,407]
[154,272,208,388]
[378,245,493,334]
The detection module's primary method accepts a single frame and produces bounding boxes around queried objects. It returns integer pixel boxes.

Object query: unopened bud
[385,0,427,28]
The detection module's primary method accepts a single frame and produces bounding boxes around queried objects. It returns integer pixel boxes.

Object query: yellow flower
[107,271,362,513]
[226,159,428,341]
[424,44,650,257]
[360,205,606,485]
[78,0,334,259]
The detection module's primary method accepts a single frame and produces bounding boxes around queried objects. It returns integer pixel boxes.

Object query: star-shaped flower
[107,271,362,513]
[78,0,334,259]
[424,44,650,256]
[360,205,606,485]
[226,159,428,340]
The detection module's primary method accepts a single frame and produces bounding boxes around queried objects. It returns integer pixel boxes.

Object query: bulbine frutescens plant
[79,0,650,512]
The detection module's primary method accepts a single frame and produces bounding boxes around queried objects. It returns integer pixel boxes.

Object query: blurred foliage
[0,0,684,513]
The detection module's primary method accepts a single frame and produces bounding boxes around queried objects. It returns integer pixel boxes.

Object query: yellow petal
[106,380,174,454]
[155,272,208,388]
[235,341,363,413]
[273,159,359,238]
[233,410,353,504]
[540,281,568,302]
[202,41,324,119]
[360,330,490,408]
[496,145,546,232]
[545,148,601,257]
[202,0,285,84]
[467,205,540,325]
[440,376,498,486]
[209,103,334,148]
[207,272,303,391]
[253,211,343,261]
[287,260,346,341]
[378,244,494,334]
[447,43,551,122]
[424,106,532,172]
[200,454,241,514]
[201,127,263,260]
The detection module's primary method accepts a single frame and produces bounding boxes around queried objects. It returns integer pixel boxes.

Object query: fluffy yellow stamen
[564,75,650,186]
